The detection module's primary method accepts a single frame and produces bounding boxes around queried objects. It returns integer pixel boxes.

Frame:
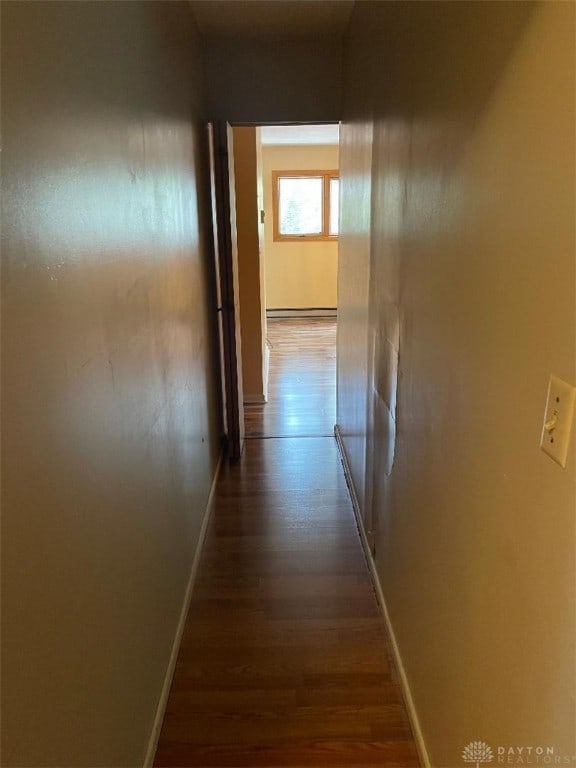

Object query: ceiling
[189,0,355,39]
[260,124,339,145]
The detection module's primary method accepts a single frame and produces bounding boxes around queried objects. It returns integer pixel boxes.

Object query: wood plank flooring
[244,318,336,439]
[153,320,420,768]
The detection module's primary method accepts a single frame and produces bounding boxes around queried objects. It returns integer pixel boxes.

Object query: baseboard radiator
[266,307,337,318]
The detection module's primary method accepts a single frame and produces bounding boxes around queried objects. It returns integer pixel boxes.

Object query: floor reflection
[244,317,336,439]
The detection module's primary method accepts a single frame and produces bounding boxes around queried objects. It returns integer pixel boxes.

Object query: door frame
[207,120,340,460]
[208,121,245,461]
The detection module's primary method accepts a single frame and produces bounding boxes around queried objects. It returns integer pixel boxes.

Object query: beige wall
[233,127,267,401]
[1,3,220,766]
[336,121,372,519]
[338,2,575,765]
[263,144,339,309]
[204,38,342,123]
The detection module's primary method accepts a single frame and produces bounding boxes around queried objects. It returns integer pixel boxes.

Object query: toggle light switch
[540,375,576,468]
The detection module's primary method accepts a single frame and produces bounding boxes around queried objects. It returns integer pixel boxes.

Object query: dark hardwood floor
[154,319,420,768]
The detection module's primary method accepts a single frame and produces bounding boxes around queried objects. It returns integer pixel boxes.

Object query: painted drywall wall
[1,2,220,766]
[203,38,342,123]
[336,120,372,523]
[263,144,339,309]
[338,2,575,765]
[233,127,267,402]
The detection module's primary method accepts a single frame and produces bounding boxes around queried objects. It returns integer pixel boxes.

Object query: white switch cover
[540,375,576,468]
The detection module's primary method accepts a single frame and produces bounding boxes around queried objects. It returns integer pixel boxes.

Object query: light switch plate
[540,375,576,468]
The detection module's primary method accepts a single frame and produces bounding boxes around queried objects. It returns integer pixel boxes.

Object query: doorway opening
[233,123,339,441]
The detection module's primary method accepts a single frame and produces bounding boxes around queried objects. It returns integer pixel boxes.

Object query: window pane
[279,176,323,236]
[329,177,339,236]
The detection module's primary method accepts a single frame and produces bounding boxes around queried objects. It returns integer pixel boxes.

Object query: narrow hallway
[154,320,420,767]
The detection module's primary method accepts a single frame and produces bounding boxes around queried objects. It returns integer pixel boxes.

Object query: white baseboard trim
[244,394,267,405]
[266,307,337,318]
[333,424,363,534]
[263,342,270,403]
[333,425,431,768]
[373,565,431,768]
[143,450,223,768]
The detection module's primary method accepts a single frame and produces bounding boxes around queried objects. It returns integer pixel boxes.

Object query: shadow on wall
[1,1,221,766]
[345,1,536,153]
